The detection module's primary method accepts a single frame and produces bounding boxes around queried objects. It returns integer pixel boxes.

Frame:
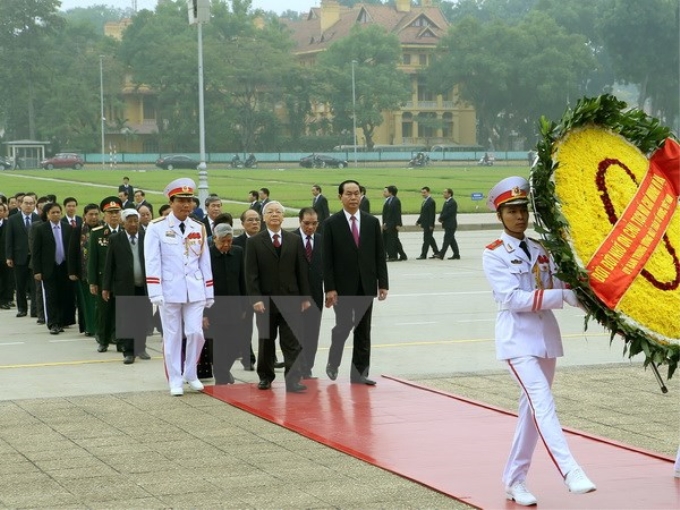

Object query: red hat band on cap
[494,186,528,209]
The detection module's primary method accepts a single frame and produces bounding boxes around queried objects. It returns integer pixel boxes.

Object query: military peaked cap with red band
[100,196,122,212]
[487,176,530,211]
[164,178,196,199]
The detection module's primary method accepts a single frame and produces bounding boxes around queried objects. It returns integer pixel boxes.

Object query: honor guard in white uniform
[482,176,596,505]
[145,178,214,396]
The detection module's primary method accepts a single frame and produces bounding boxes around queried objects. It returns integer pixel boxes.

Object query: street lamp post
[189,0,210,204]
[100,55,105,171]
[351,59,358,168]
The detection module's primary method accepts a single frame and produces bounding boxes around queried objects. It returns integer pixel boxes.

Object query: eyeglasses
[301,221,319,226]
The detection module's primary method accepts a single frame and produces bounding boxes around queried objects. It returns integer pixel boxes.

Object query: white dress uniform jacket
[482,232,567,360]
[144,213,214,303]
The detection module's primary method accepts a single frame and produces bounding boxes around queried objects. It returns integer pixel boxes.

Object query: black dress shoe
[399,256,408,261]
[16,311,27,317]
[433,254,444,259]
[97,344,108,353]
[242,363,255,371]
[123,355,135,364]
[36,319,46,325]
[416,256,426,260]
[286,382,307,393]
[450,255,461,260]
[257,380,272,390]
[325,364,338,381]
[273,361,285,369]
[386,257,398,262]
[429,254,439,259]
[137,351,151,360]
[351,376,377,386]
[0,303,10,310]
[30,313,38,318]
[58,326,64,332]
[49,326,60,335]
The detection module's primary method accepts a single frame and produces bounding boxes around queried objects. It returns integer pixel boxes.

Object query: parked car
[155,155,199,170]
[0,157,12,170]
[40,153,84,170]
[299,154,348,169]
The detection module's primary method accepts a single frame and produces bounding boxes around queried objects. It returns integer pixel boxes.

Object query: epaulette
[91,225,104,231]
[187,217,203,226]
[150,216,165,224]
[486,239,503,250]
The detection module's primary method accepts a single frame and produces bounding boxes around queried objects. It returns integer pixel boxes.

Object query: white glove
[150,296,164,307]
[205,298,214,309]
[562,290,580,307]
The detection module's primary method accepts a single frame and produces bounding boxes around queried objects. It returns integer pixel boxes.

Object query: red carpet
[204,376,679,509]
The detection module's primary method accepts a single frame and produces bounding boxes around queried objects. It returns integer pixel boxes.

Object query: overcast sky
[58,0,319,16]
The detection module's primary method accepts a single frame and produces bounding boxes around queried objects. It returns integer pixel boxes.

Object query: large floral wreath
[531,94,680,378]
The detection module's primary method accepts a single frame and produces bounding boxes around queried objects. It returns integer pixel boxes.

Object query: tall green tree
[316,25,411,149]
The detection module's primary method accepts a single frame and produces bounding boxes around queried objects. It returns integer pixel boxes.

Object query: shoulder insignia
[187,217,203,226]
[150,217,165,224]
[486,239,503,250]
[91,226,104,231]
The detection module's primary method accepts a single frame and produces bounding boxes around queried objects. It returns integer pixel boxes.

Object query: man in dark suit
[233,208,262,370]
[245,201,311,393]
[102,209,151,364]
[381,185,407,261]
[257,188,271,232]
[359,186,370,214]
[0,202,14,309]
[311,185,330,232]
[205,223,247,384]
[60,197,81,327]
[118,190,135,210]
[4,194,38,317]
[202,195,222,238]
[416,186,439,259]
[118,177,134,198]
[293,207,323,379]
[248,190,261,215]
[61,197,82,230]
[436,188,460,260]
[32,203,73,335]
[133,190,154,216]
[323,180,389,385]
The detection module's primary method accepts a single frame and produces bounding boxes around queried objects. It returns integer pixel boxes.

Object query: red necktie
[273,233,280,248]
[350,215,360,247]
[305,236,313,262]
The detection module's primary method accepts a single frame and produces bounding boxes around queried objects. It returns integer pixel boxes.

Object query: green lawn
[0,164,529,215]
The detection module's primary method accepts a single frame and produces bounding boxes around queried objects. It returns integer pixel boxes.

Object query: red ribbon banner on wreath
[586,138,680,309]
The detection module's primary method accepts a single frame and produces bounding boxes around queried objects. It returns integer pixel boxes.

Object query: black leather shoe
[49,326,60,335]
[386,257,398,262]
[416,256,426,260]
[242,363,255,371]
[351,376,377,386]
[36,319,46,325]
[273,361,285,369]
[433,254,443,259]
[450,255,461,260]
[257,380,272,390]
[16,311,27,317]
[97,344,108,353]
[137,351,151,360]
[123,355,135,364]
[286,382,307,393]
[399,256,408,261]
[0,303,10,310]
[325,364,338,381]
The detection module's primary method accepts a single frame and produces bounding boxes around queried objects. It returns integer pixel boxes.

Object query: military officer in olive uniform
[145,178,214,397]
[88,197,123,353]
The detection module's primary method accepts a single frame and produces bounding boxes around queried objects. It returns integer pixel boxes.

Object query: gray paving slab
[0,220,677,509]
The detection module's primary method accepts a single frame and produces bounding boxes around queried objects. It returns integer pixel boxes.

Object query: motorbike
[244,154,258,169]
[408,152,430,168]
[477,152,494,166]
[230,155,243,169]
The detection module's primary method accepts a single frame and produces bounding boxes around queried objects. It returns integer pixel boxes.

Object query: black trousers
[420,227,439,257]
[14,263,35,315]
[300,301,322,375]
[42,262,69,329]
[440,226,460,258]
[0,263,13,304]
[207,319,244,383]
[255,303,303,387]
[328,297,374,379]
[115,287,150,356]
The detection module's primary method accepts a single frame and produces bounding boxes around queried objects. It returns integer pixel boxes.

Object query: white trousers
[503,356,578,487]
[160,302,205,391]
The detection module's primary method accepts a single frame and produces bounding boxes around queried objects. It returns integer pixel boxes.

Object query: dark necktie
[305,236,313,262]
[130,235,136,245]
[25,216,30,229]
[179,222,185,234]
[273,233,281,248]
[519,240,531,259]
[70,219,76,228]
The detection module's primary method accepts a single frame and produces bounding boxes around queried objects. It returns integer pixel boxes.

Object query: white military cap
[120,208,140,220]
[487,176,530,211]
[164,178,196,199]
